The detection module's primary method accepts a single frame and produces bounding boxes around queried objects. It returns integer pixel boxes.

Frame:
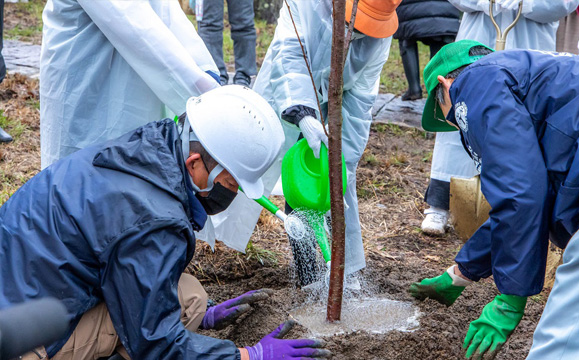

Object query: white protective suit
[205,0,391,274]
[40,0,220,168]
[430,0,579,187]
[527,231,579,359]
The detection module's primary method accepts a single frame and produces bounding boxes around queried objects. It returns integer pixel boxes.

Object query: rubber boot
[399,40,423,101]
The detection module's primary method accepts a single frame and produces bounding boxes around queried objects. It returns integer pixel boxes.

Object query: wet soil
[190,124,548,359]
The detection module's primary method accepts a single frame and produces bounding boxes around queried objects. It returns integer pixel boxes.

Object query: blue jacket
[0,119,240,359]
[394,0,460,41]
[449,50,579,297]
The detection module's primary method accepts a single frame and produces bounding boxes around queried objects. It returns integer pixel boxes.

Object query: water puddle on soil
[289,297,421,337]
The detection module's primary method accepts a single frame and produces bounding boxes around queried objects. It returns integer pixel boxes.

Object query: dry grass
[0,74,41,205]
[4,0,45,44]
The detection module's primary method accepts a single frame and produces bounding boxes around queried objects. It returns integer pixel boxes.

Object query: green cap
[422,40,494,132]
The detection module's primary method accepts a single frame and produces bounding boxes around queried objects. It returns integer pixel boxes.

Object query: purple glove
[245,321,331,360]
[201,289,273,330]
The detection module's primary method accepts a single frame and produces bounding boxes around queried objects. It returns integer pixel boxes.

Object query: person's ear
[185,153,202,174]
[437,75,452,92]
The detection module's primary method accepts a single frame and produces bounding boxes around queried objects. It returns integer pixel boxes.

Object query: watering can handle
[319,143,330,207]
[489,0,523,51]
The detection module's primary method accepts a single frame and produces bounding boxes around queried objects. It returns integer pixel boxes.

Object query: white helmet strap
[180,116,224,193]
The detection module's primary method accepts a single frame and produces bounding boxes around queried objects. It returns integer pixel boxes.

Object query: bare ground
[0,79,549,359]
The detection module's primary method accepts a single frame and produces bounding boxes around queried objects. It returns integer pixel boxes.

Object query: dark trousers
[399,37,452,98]
[1,0,6,83]
[197,0,257,82]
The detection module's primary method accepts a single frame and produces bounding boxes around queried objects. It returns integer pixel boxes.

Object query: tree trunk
[253,0,283,24]
[326,0,348,324]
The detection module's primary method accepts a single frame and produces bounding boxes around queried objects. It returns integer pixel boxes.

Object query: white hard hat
[186,85,284,199]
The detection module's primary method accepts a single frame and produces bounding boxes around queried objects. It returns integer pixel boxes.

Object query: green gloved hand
[409,271,466,306]
[463,294,527,360]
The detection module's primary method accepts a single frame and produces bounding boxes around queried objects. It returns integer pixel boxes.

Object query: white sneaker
[421,207,449,236]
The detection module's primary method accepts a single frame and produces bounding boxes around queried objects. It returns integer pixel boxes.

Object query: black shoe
[233,72,251,87]
[401,90,423,101]
[219,75,229,86]
[0,127,12,143]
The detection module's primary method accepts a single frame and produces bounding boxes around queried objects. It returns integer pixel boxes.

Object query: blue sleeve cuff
[457,263,482,282]
[205,70,221,85]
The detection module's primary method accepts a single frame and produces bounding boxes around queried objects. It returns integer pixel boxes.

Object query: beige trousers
[22,274,207,360]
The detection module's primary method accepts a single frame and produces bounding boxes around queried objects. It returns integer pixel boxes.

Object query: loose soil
[0,77,548,358]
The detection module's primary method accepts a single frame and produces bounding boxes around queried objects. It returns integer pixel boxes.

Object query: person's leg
[428,40,446,59]
[198,0,228,84]
[48,274,207,360]
[399,39,422,101]
[0,0,10,143]
[177,273,208,331]
[226,0,257,86]
[114,274,207,359]
[50,303,119,360]
[0,0,6,84]
[527,232,579,360]
[422,131,478,235]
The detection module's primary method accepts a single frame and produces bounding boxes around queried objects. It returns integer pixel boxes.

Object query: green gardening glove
[463,294,527,360]
[409,271,466,306]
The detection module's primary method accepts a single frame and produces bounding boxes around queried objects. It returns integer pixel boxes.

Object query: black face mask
[195,182,238,215]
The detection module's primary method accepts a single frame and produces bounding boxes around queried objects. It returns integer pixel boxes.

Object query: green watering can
[281,139,347,263]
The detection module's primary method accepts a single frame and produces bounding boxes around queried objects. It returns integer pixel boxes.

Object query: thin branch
[283,0,328,137]
[344,0,360,61]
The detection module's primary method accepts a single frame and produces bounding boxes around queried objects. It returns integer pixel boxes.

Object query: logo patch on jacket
[455,102,468,133]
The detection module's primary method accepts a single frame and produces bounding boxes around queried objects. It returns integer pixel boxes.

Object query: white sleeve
[448,0,489,13]
[77,0,220,115]
[522,0,579,24]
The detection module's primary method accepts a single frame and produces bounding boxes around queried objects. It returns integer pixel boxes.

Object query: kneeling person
[0,86,330,360]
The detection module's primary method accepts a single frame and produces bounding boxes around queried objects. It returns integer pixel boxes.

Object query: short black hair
[177,112,220,172]
[434,46,494,106]
[189,140,219,172]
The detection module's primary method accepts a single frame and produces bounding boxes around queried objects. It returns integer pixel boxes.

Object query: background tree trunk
[253,0,282,24]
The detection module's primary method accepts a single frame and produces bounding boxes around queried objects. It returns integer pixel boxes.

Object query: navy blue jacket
[449,50,579,297]
[0,119,240,359]
[394,0,460,40]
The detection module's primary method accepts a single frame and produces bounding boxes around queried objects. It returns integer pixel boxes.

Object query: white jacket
[40,0,219,168]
